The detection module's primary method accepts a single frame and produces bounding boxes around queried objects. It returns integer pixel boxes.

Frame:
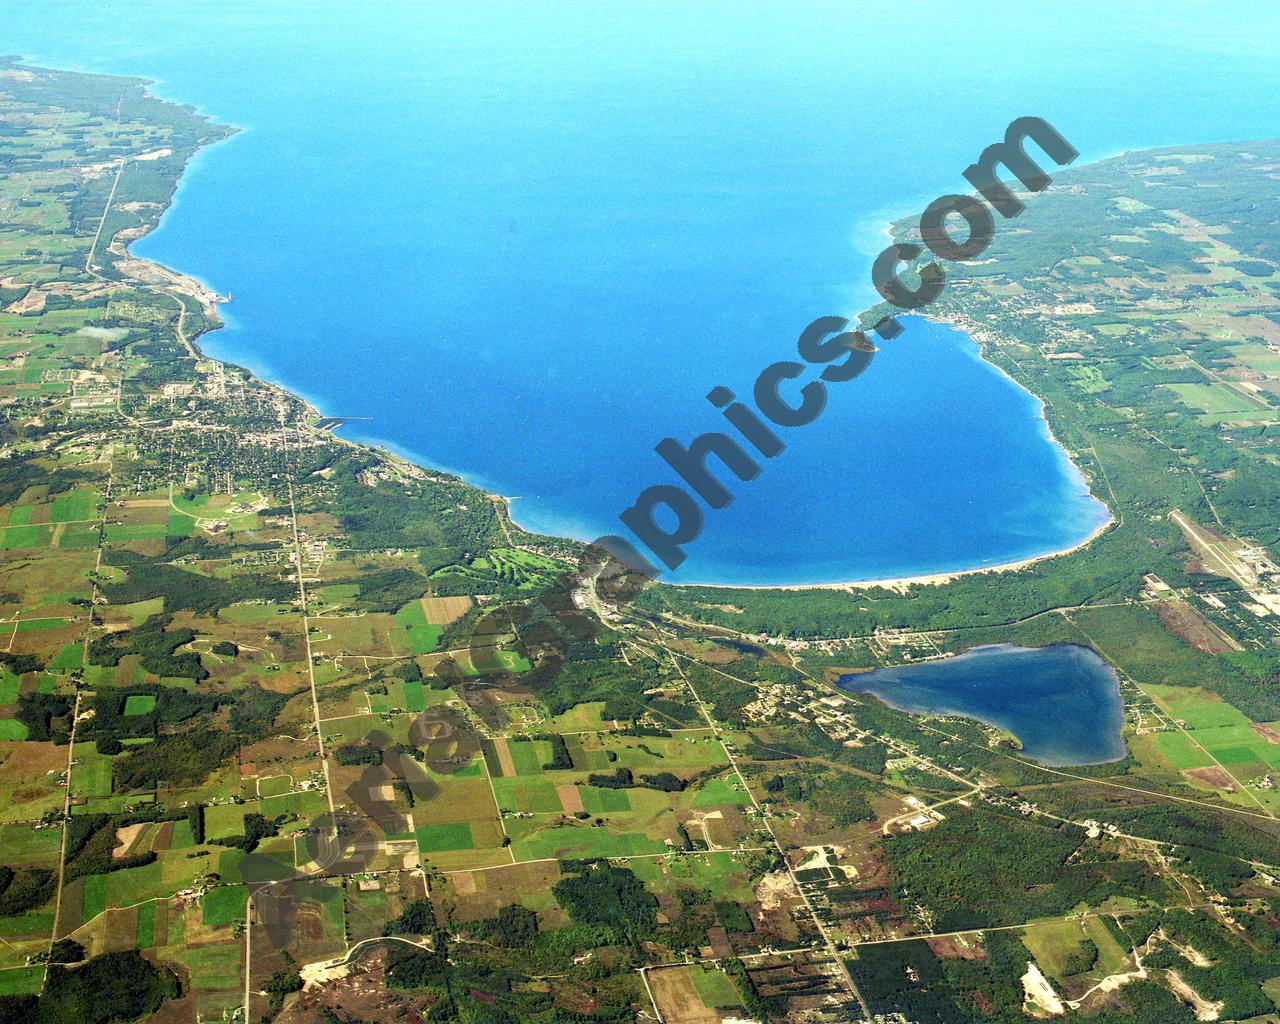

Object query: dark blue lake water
[7,2,1279,583]
[839,644,1126,766]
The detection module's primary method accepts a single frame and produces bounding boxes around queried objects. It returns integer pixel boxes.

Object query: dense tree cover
[334,742,382,767]
[541,733,573,770]
[848,934,1033,1024]
[638,771,686,792]
[0,996,36,1024]
[340,567,428,613]
[585,767,633,790]
[36,950,180,1024]
[63,814,110,863]
[393,660,423,683]
[722,959,785,1022]
[887,809,1165,931]
[0,454,51,505]
[0,453,88,505]
[383,898,434,936]
[15,692,71,742]
[47,939,86,964]
[435,606,486,656]
[88,615,207,681]
[378,923,635,1022]
[0,866,54,915]
[211,812,281,853]
[263,968,304,1018]
[0,652,43,674]
[329,455,503,554]
[124,342,197,385]
[761,769,875,826]
[465,904,539,948]
[1061,937,1098,976]
[108,533,226,564]
[60,808,201,887]
[88,682,222,744]
[228,685,302,739]
[112,727,237,791]
[849,926,1199,1024]
[715,901,752,933]
[1140,908,1280,1019]
[188,803,205,844]
[552,862,657,942]
[1040,800,1280,892]
[384,940,452,990]
[539,649,684,724]
[64,822,155,883]
[635,534,1143,638]
[650,887,743,956]
[102,563,294,617]
[1062,604,1280,722]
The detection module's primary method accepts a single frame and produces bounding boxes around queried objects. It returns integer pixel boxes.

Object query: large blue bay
[840,644,1127,766]
[8,3,1280,583]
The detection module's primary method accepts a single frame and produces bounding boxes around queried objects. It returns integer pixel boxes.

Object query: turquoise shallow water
[8,2,1280,583]
[839,644,1127,766]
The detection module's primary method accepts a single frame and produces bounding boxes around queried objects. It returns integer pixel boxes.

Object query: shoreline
[835,642,1128,767]
[673,507,1114,592]
[115,71,1116,596]
[673,316,1117,591]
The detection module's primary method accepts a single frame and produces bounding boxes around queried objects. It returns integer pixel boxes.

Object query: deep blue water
[840,644,1126,766]
[8,3,1280,583]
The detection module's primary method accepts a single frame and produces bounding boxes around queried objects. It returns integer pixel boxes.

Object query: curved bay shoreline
[120,72,1114,596]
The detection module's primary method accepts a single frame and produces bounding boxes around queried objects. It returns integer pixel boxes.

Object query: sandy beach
[676,506,1115,594]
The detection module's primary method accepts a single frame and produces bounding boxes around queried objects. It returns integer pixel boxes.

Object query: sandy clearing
[1160,929,1212,968]
[422,595,472,625]
[1070,965,1147,1007]
[113,822,150,859]
[1251,723,1280,745]
[557,784,585,814]
[5,287,45,314]
[301,958,352,989]
[754,871,797,912]
[493,738,516,778]
[1021,962,1065,1016]
[648,966,720,1024]
[1155,599,1240,654]
[1182,766,1237,791]
[1165,969,1223,1021]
